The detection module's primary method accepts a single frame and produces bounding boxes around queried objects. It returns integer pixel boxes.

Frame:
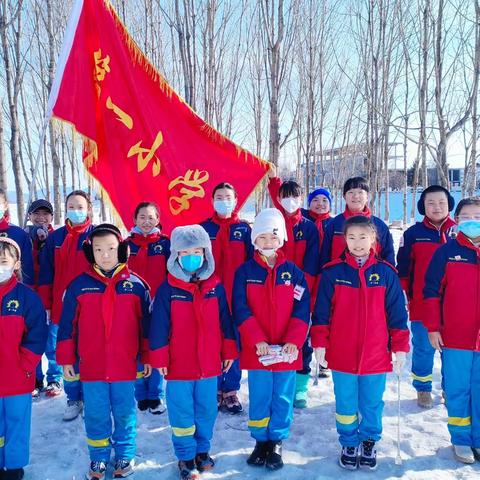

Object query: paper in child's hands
[259,345,298,366]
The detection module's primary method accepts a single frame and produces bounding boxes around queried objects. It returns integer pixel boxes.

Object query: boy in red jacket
[424,197,480,464]
[312,216,409,471]
[57,224,151,480]
[396,185,455,408]
[149,225,238,480]
[233,209,310,471]
[0,237,47,480]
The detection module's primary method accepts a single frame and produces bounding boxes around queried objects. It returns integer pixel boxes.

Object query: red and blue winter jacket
[0,276,47,397]
[201,213,254,306]
[38,219,94,324]
[301,209,332,250]
[56,264,151,382]
[268,177,320,292]
[423,233,480,351]
[0,218,34,287]
[396,217,456,320]
[127,232,170,296]
[26,224,54,288]
[311,251,409,375]
[232,252,310,371]
[319,208,395,269]
[149,274,238,381]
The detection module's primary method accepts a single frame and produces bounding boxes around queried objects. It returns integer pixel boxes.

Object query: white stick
[395,373,402,465]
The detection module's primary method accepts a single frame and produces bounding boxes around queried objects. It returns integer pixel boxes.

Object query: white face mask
[280,197,301,213]
[0,266,14,283]
[258,248,276,257]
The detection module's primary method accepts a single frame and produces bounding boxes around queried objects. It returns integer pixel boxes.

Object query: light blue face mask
[132,225,160,236]
[458,220,480,239]
[0,209,4,219]
[179,254,204,273]
[66,209,88,224]
[214,199,236,216]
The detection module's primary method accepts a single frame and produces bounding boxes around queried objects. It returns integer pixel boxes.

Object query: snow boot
[223,391,243,414]
[195,453,215,472]
[318,366,330,378]
[178,460,199,479]
[113,459,134,478]
[32,379,43,398]
[339,446,358,470]
[417,391,433,408]
[63,400,83,421]
[149,399,166,415]
[294,373,309,409]
[359,440,377,470]
[3,469,24,480]
[85,461,106,480]
[45,381,62,397]
[453,445,475,464]
[246,441,270,466]
[137,399,150,411]
[265,441,283,470]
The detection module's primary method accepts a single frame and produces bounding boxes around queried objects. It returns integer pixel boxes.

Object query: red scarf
[0,216,9,230]
[129,231,164,275]
[91,263,129,340]
[343,206,372,219]
[282,209,303,261]
[310,212,332,245]
[58,218,92,269]
[211,212,240,282]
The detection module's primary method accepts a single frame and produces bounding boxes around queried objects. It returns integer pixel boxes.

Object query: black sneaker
[194,452,215,472]
[137,399,150,411]
[85,461,106,480]
[246,441,270,466]
[3,469,25,480]
[359,440,377,470]
[113,459,134,478]
[339,446,358,470]
[148,399,166,415]
[178,460,199,479]
[265,441,283,470]
[223,391,243,414]
[318,366,330,378]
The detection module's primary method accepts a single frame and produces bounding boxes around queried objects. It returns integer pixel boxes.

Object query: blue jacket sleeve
[311,267,335,347]
[319,221,334,269]
[396,228,413,293]
[378,221,395,265]
[149,281,172,367]
[19,232,34,286]
[244,224,254,260]
[303,222,320,276]
[56,283,80,365]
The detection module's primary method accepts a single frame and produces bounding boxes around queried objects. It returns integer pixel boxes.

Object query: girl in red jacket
[127,202,170,415]
[0,237,47,480]
[233,208,310,471]
[312,216,409,471]
[149,225,238,480]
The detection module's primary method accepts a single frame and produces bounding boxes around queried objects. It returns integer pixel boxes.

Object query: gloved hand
[314,347,327,368]
[392,351,406,375]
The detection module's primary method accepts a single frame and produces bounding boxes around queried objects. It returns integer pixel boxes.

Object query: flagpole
[23,0,85,227]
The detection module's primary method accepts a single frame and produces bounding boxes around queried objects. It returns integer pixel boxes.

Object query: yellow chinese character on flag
[168,169,210,215]
[94,49,111,82]
[128,131,163,177]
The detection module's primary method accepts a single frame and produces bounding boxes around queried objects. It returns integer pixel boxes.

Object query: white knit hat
[251,208,288,248]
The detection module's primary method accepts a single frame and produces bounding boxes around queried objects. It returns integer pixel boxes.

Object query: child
[424,197,480,464]
[302,187,333,248]
[312,216,409,471]
[26,199,62,398]
[127,202,170,415]
[149,225,238,480]
[320,177,394,268]
[267,167,319,409]
[396,186,455,408]
[57,224,151,480]
[38,190,95,420]
[200,182,253,414]
[0,237,47,480]
[233,208,310,470]
[0,189,34,287]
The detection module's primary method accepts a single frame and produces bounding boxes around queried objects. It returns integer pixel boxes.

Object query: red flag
[49,0,269,233]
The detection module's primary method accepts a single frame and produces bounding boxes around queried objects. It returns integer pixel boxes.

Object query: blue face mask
[0,209,5,219]
[66,209,88,224]
[179,254,204,273]
[214,199,236,216]
[458,220,480,239]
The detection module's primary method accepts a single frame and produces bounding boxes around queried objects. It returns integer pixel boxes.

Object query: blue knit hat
[307,188,332,207]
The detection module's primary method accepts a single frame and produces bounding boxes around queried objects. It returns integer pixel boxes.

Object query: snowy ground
[28,230,480,479]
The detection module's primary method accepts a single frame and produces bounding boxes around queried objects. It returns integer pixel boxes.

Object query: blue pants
[332,371,386,447]
[35,323,62,384]
[443,348,480,447]
[135,364,164,401]
[217,359,241,392]
[0,394,32,469]
[247,370,296,441]
[411,321,435,392]
[83,381,136,462]
[297,337,313,375]
[63,362,82,402]
[166,377,217,461]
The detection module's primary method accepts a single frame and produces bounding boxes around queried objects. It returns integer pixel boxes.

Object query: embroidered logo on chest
[153,244,163,254]
[6,299,19,312]
[281,271,292,286]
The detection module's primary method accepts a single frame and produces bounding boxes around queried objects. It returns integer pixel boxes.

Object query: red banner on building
[49,0,269,232]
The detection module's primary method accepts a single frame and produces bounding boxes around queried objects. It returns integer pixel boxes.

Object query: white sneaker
[63,400,84,421]
[453,445,475,464]
[149,399,166,415]
[471,447,480,461]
